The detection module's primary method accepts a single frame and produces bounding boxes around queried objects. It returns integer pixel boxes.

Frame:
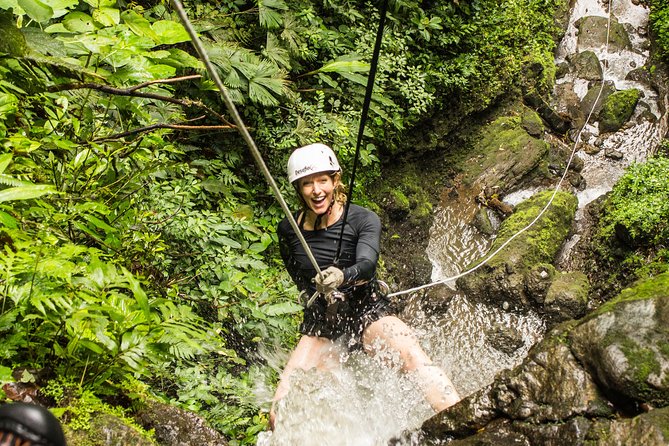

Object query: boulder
[569,273,669,407]
[134,401,228,446]
[598,89,641,133]
[568,50,603,81]
[461,114,550,190]
[544,271,590,323]
[456,190,578,313]
[575,16,632,52]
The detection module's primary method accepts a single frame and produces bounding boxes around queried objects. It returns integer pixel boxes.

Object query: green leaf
[0,184,55,202]
[263,301,302,316]
[0,153,11,175]
[151,20,190,45]
[125,271,150,318]
[92,6,119,26]
[308,60,369,76]
[0,93,18,121]
[62,11,97,33]
[0,210,17,228]
[121,10,159,42]
[17,0,53,22]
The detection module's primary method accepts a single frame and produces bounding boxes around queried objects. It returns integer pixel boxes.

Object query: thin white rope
[387,0,614,298]
[169,0,324,281]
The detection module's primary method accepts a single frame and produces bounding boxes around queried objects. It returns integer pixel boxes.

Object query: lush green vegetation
[592,155,669,301]
[0,0,574,443]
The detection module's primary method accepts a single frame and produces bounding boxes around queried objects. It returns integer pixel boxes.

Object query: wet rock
[473,208,495,236]
[555,61,570,79]
[524,263,556,304]
[134,401,228,446]
[568,154,584,172]
[575,16,632,52]
[569,273,669,407]
[544,271,589,323]
[568,50,603,81]
[524,91,571,134]
[580,81,616,124]
[604,148,624,160]
[568,172,584,189]
[626,66,652,86]
[520,108,545,137]
[583,144,601,155]
[422,329,610,439]
[485,327,525,355]
[456,191,577,314]
[598,89,641,133]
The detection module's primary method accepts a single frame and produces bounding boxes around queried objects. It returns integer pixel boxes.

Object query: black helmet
[0,402,66,446]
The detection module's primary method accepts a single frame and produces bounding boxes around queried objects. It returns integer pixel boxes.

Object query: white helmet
[287,143,341,184]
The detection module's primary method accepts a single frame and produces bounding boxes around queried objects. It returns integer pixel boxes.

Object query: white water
[258,1,664,444]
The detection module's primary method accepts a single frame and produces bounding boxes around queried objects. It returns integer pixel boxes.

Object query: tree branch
[94,122,236,142]
[49,76,234,127]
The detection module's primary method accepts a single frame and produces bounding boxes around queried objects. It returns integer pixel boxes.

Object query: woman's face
[298,172,338,215]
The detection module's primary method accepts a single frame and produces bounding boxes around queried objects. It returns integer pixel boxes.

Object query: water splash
[257,342,434,446]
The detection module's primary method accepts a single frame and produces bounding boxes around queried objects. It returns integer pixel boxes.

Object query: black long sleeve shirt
[278,204,381,295]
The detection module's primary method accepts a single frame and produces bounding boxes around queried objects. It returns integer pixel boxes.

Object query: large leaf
[17,0,53,22]
[258,0,287,29]
[62,11,98,33]
[311,60,369,75]
[152,20,190,45]
[121,9,159,41]
[0,184,55,202]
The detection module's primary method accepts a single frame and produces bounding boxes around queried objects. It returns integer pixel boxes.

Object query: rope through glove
[314,266,344,295]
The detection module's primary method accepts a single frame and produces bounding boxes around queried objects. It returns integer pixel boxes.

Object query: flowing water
[258,1,664,444]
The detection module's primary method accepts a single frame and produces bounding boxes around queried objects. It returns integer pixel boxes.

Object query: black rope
[333,0,390,265]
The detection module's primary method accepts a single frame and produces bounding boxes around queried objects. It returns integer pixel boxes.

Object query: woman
[271,143,460,428]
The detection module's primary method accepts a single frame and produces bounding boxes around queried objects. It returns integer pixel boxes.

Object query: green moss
[620,338,661,387]
[599,89,641,133]
[489,190,577,268]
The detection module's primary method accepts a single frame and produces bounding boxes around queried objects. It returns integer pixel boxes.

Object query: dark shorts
[300,280,394,348]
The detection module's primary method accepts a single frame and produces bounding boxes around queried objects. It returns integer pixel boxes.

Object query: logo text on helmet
[294,165,314,177]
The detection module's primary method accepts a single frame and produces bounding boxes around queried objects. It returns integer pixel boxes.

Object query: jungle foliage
[593,154,669,302]
[0,0,570,442]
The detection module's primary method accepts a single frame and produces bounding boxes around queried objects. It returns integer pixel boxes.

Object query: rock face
[456,190,579,319]
[570,273,669,407]
[420,273,669,446]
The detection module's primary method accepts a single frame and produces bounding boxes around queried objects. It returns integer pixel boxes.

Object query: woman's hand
[314,266,344,294]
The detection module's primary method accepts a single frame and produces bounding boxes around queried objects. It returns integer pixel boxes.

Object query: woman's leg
[270,335,338,429]
[362,315,460,412]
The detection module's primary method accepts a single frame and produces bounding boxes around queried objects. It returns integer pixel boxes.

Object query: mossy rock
[570,272,669,407]
[544,271,589,322]
[598,89,641,133]
[460,113,550,190]
[456,190,578,311]
[64,413,156,446]
[568,50,603,81]
[575,16,631,52]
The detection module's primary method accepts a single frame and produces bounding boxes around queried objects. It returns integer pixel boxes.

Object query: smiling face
[297,172,339,215]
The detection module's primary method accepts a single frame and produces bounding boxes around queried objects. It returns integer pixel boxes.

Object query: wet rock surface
[420,274,669,446]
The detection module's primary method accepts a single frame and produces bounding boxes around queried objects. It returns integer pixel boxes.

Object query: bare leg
[270,335,338,429]
[362,315,460,412]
